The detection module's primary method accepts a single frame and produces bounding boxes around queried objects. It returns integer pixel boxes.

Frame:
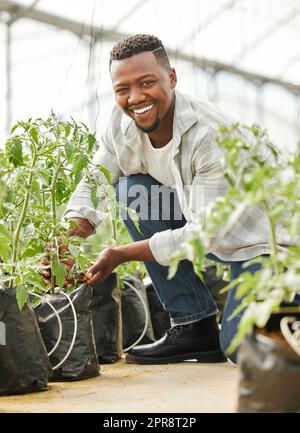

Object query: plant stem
[10,142,37,287]
[112,217,117,244]
[262,199,280,276]
[3,198,25,221]
[50,150,61,227]
[49,150,61,290]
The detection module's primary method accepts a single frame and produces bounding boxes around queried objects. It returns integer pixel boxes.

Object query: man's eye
[142,81,154,87]
[115,88,128,95]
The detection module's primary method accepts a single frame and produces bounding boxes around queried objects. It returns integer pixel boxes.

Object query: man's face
[110,51,177,133]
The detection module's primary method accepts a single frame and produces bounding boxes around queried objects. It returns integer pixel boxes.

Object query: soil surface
[0,358,238,413]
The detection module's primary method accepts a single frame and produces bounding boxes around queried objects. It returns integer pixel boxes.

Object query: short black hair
[109,34,170,70]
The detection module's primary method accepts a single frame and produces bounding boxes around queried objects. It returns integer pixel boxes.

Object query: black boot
[126,315,227,364]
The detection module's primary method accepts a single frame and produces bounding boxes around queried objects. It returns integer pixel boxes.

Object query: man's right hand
[66,217,95,239]
[40,218,94,287]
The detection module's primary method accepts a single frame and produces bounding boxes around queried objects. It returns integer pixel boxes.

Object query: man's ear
[169,68,177,89]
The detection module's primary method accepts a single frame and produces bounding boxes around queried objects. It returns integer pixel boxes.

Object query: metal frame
[1,0,299,94]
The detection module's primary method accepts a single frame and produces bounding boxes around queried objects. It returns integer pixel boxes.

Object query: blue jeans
[116,174,264,363]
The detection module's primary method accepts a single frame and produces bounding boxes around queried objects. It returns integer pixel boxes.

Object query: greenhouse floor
[0,358,238,413]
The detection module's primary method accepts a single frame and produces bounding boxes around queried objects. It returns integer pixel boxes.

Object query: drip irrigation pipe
[122,279,149,353]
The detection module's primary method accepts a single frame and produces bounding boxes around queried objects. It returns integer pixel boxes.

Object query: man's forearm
[114,239,155,263]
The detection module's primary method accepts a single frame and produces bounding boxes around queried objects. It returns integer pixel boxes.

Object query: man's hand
[67,218,94,238]
[86,248,122,285]
[40,245,76,287]
[41,218,94,286]
[85,239,155,285]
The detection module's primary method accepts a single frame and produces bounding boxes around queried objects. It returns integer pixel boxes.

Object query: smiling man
[64,34,276,365]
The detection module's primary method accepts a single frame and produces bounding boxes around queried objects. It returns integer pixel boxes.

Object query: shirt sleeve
[149,128,227,265]
[64,126,122,228]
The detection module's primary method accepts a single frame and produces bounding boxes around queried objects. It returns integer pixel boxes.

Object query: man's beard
[135,117,160,133]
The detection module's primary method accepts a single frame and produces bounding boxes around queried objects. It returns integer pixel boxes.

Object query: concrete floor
[0,358,239,413]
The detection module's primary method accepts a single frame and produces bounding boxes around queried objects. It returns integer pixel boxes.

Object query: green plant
[87,169,147,285]
[0,112,98,308]
[169,123,300,353]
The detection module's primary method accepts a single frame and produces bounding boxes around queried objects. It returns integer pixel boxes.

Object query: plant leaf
[64,141,74,161]
[73,156,88,185]
[53,262,67,288]
[30,128,39,145]
[0,235,11,262]
[9,138,23,167]
[16,285,28,310]
[0,223,10,240]
[99,166,112,185]
[87,134,96,152]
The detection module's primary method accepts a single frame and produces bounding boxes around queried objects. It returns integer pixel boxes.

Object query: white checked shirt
[65,90,294,266]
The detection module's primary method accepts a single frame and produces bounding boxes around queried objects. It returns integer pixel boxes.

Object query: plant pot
[91,273,123,364]
[35,283,100,381]
[0,286,52,395]
[237,317,300,413]
[121,276,155,351]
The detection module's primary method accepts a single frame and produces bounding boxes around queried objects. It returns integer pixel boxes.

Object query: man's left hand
[86,247,122,285]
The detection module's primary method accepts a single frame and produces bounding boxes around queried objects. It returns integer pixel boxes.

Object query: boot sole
[126,350,227,365]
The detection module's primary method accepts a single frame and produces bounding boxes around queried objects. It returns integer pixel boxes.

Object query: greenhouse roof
[1,0,300,91]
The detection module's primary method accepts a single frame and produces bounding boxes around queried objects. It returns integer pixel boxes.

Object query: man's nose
[128,87,145,105]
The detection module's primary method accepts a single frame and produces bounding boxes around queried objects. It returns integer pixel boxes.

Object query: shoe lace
[166,325,185,340]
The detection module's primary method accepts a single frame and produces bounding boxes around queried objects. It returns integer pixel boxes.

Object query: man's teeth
[133,104,154,114]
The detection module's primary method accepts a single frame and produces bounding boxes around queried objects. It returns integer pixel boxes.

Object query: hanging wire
[234,2,300,63]
[80,0,97,120]
[5,20,11,135]
[181,0,241,47]
[111,0,152,31]
[93,0,104,133]
[56,1,94,105]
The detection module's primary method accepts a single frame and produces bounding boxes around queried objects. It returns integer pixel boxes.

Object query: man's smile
[129,103,155,116]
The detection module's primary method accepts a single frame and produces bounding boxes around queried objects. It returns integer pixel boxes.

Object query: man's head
[109,34,177,135]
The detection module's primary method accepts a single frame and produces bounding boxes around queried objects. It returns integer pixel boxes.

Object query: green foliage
[0,113,99,306]
[169,123,300,353]
[0,111,148,309]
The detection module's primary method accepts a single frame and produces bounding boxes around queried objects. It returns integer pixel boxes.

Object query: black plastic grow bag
[35,283,99,381]
[121,277,155,349]
[237,329,300,413]
[0,286,52,395]
[91,273,123,364]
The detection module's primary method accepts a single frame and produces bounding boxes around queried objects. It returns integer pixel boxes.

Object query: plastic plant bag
[0,287,52,395]
[237,328,300,413]
[91,273,123,364]
[35,283,99,381]
[121,276,155,350]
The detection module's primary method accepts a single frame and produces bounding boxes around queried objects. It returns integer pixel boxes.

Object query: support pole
[5,21,11,135]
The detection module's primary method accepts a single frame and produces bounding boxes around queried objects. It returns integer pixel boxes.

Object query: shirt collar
[120,89,197,138]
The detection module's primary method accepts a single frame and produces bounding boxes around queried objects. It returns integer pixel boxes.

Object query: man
[64,34,274,365]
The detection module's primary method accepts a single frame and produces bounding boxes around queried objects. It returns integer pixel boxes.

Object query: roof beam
[111,0,152,31]
[0,0,299,94]
[235,4,300,61]
[182,0,241,46]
